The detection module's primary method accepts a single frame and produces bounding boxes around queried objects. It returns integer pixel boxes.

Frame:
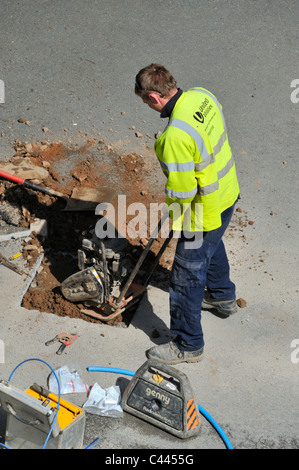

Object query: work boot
[201,292,237,317]
[146,341,204,365]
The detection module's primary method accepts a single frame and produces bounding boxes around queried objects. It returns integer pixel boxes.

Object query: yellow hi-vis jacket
[154,87,240,232]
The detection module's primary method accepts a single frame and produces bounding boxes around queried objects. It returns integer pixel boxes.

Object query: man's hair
[135,63,177,99]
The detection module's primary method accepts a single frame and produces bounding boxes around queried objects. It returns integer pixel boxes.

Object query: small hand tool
[9,252,21,261]
[0,251,26,276]
[45,332,79,355]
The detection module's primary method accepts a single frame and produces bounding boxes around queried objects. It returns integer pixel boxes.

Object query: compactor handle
[0,170,25,184]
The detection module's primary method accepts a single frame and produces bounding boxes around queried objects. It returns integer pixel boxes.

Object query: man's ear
[148,92,160,104]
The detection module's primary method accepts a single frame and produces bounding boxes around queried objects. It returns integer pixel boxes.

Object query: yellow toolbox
[0,380,86,449]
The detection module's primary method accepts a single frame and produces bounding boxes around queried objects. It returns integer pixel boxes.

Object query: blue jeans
[169,201,237,351]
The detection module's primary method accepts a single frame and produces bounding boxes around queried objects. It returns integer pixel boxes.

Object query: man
[135,64,240,365]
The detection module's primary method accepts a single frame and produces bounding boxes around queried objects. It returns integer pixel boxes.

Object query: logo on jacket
[193,111,204,123]
[193,97,214,124]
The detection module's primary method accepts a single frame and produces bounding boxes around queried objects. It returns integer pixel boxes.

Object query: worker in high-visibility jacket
[135,64,240,365]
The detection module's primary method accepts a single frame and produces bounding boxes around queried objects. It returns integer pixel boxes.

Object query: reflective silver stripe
[194,129,227,172]
[165,90,233,198]
[166,156,235,198]
[195,160,211,172]
[160,159,195,174]
[165,186,198,199]
[168,117,228,172]
[198,155,235,196]
[168,118,210,162]
[212,129,227,160]
[198,180,219,196]
[217,153,235,179]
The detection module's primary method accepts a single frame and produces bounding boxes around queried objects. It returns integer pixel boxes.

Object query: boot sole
[201,301,237,316]
[184,353,204,364]
[146,352,204,365]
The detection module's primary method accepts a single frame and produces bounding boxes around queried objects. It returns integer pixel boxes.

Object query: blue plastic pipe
[7,358,61,450]
[5,358,100,450]
[87,366,234,449]
[88,366,135,376]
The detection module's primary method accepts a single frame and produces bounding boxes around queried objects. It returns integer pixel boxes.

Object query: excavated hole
[19,210,171,327]
[0,138,250,326]
[1,140,173,327]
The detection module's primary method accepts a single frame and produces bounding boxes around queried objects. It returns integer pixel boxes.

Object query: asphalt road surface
[0,0,298,452]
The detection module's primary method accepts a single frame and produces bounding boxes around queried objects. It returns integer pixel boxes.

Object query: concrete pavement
[0,0,298,450]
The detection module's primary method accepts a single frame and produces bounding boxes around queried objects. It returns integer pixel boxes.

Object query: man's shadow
[130,287,174,346]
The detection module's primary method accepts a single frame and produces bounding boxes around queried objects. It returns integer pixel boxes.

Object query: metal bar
[114,211,170,307]
[0,251,25,276]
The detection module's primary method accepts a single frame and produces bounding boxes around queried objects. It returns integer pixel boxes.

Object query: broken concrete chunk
[0,203,22,226]
[30,219,48,237]
[0,158,49,180]
[237,298,247,308]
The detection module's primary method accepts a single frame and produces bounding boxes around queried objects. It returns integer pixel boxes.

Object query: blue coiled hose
[0,358,100,450]
[87,366,234,449]
[1,358,61,450]
[0,360,233,450]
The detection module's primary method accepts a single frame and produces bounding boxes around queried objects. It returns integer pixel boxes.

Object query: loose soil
[1,137,248,326]
[0,138,174,325]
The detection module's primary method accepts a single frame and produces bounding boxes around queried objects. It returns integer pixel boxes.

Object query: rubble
[237,298,247,308]
[0,138,173,325]
[0,157,49,180]
[0,202,22,226]
[0,137,250,326]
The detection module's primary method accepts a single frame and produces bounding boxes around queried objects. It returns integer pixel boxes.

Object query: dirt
[0,138,174,326]
[1,137,248,325]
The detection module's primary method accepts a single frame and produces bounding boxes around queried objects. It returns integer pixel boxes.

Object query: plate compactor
[121,360,201,439]
[61,213,173,322]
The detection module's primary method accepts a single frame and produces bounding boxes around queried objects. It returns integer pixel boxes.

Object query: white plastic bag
[48,365,89,395]
[83,382,123,417]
